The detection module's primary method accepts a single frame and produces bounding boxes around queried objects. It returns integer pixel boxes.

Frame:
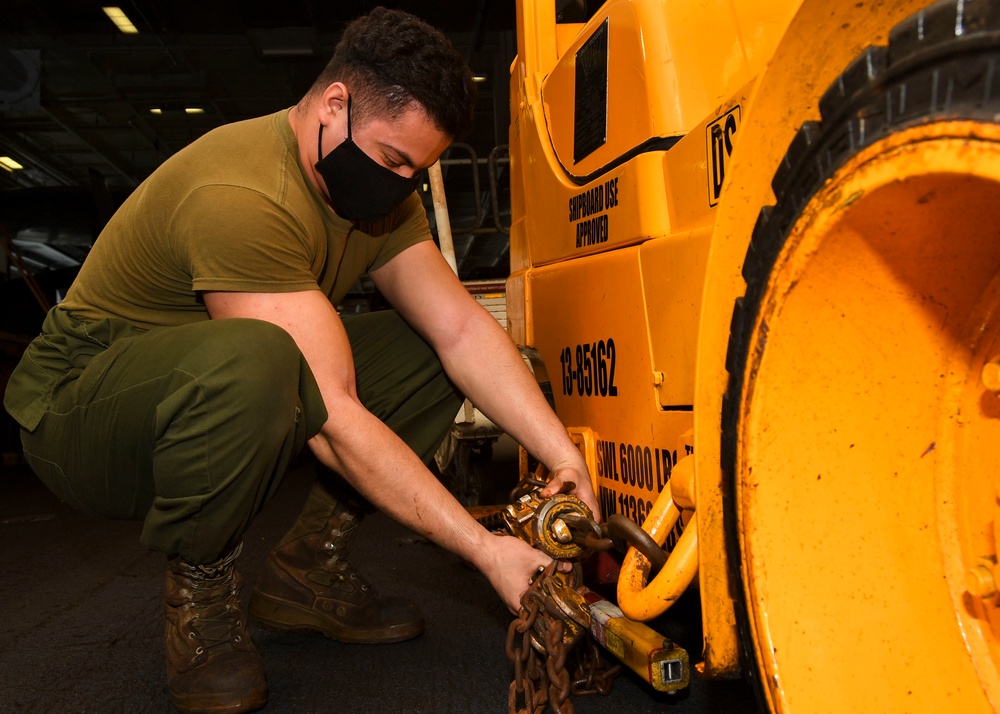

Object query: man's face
[311,88,454,220]
[344,102,451,178]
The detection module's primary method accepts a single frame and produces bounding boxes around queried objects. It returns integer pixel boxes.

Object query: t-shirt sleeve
[363,192,434,272]
[175,183,322,293]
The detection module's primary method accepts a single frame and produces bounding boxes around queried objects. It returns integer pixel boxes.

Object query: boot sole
[169,688,268,714]
[248,591,424,644]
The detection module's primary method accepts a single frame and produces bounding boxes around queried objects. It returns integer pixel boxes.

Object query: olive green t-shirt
[59,108,430,329]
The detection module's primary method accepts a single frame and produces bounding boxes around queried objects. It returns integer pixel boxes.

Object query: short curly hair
[308,7,477,141]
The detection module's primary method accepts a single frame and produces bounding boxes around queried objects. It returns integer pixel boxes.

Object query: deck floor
[0,442,757,713]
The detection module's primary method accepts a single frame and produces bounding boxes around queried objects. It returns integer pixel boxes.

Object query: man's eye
[383,156,401,169]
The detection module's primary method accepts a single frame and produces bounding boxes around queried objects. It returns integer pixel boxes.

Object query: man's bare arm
[370,241,600,518]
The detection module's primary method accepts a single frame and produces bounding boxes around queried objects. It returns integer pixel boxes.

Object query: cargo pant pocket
[21,444,103,518]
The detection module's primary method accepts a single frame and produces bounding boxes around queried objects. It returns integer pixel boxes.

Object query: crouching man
[4,7,597,714]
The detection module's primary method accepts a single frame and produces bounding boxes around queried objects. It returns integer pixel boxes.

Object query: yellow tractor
[507,0,1000,710]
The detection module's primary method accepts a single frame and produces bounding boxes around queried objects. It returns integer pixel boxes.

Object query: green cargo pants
[7,306,463,564]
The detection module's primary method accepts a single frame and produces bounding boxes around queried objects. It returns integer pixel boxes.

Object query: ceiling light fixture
[0,156,24,171]
[102,6,139,35]
[473,75,488,83]
[150,106,206,116]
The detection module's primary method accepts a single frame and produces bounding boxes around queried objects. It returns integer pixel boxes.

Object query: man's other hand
[478,533,556,614]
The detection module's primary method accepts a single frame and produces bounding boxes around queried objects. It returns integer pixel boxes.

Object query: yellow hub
[737,121,1000,712]
[940,262,1000,704]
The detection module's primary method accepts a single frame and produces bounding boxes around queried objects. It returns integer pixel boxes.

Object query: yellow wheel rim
[737,121,1000,712]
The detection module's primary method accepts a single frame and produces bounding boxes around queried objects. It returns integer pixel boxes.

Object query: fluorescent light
[473,75,488,83]
[102,6,139,34]
[150,106,206,116]
[0,156,24,170]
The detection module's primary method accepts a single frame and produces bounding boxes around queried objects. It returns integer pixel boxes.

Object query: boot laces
[185,579,244,655]
[178,546,246,655]
[319,515,373,595]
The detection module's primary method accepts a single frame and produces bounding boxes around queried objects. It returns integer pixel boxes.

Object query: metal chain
[506,564,621,714]
[543,616,573,714]
[571,637,621,696]
[507,586,547,714]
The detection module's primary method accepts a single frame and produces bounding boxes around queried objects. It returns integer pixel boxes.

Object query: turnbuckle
[503,474,613,561]
[502,472,670,572]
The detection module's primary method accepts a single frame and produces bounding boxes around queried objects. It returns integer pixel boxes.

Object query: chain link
[506,564,621,714]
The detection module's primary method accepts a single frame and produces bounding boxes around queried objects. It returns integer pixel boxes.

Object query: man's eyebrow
[380,143,414,167]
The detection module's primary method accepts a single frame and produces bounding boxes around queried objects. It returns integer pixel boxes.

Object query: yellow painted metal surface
[566,426,600,494]
[640,229,711,407]
[510,0,1000,705]
[541,0,786,178]
[527,247,694,522]
[509,0,793,269]
[509,0,798,677]
[508,0,792,533]
[691,0,954,687]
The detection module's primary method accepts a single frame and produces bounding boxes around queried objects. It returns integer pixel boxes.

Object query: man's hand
[476,532,556,613]
[539,460,601,522]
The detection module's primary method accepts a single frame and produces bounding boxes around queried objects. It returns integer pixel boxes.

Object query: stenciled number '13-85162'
[558,338,618,397]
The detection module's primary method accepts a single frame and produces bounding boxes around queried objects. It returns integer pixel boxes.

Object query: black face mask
[314,98,421,222]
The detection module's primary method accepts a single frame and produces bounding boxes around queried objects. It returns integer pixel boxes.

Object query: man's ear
[317,82,349,125]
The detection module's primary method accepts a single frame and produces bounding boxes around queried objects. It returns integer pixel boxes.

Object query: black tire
[721,0,1000,708]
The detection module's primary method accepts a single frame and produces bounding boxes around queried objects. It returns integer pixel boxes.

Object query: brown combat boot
[164,544,267,714]
[248,480,424,643]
